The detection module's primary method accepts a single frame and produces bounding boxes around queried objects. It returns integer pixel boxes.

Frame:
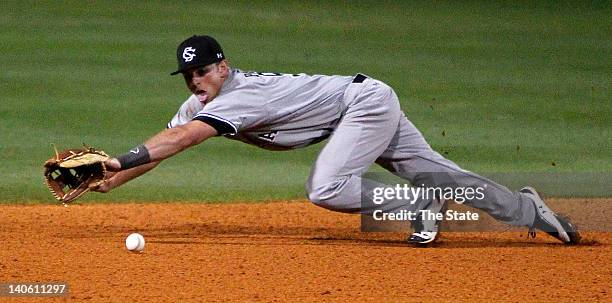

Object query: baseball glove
[43,146,109,204]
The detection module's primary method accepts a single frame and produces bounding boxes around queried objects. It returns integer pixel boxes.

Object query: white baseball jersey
[167,69,354,150]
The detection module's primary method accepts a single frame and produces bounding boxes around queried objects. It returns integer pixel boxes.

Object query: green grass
[1,1,610,203]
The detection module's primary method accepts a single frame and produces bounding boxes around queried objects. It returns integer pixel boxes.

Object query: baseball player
[95,35,580,245]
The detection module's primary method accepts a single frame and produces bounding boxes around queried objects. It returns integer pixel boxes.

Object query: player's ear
[218,60,229,77]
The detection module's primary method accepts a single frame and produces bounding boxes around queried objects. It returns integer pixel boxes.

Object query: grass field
[1,1,610,202]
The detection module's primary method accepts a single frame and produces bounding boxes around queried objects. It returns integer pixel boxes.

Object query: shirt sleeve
[192,113,238,135]
[193,93,267,136]
[166,95,203,129]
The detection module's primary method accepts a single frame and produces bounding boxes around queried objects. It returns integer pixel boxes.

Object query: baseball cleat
[520,187,581,245]
[407,197,446,245]
[408,231,438,244]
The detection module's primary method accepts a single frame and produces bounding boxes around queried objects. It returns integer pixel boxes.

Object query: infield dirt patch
[0,200,610,302]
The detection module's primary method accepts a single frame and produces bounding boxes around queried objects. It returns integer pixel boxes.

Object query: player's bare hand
[89,179,112,193]
[89,171,117,193]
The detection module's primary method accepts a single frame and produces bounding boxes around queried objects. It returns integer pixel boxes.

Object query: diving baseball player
[96,35,580,245]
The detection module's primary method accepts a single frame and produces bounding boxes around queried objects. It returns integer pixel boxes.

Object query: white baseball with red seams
[125,233,145,252]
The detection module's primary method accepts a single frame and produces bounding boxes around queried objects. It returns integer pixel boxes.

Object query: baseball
[125,233,145,252]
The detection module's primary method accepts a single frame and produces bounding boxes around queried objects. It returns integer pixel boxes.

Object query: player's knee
[307,186,336,209]
[306,177,350,209]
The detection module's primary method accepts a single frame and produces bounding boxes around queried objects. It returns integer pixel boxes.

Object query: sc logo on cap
[182,47,196,62]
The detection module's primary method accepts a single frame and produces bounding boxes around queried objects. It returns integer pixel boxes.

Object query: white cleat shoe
[408,197,446,245]
[408,231,438,244]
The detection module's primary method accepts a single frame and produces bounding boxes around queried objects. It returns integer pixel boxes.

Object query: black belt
[352,73,367,83]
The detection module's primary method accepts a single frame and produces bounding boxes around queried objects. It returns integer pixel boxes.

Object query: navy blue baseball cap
[170,35,225,75]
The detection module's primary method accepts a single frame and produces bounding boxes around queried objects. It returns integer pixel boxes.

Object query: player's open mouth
[196,91,208,103]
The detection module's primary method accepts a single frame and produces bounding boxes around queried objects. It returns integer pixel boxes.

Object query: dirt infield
[0,200,610,302]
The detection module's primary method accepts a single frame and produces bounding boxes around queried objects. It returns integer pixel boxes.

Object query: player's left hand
[88,170,117,193]
[43,146,109,203]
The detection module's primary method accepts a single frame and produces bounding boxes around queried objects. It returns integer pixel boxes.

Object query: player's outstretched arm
[143,120,218,162]
[91,161,160,193]
[95,121,217,192]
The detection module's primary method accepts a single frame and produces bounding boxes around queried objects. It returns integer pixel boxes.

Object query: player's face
[183,60,229,105]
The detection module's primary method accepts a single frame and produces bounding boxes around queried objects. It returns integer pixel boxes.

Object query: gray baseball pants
[306,77,536,227]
